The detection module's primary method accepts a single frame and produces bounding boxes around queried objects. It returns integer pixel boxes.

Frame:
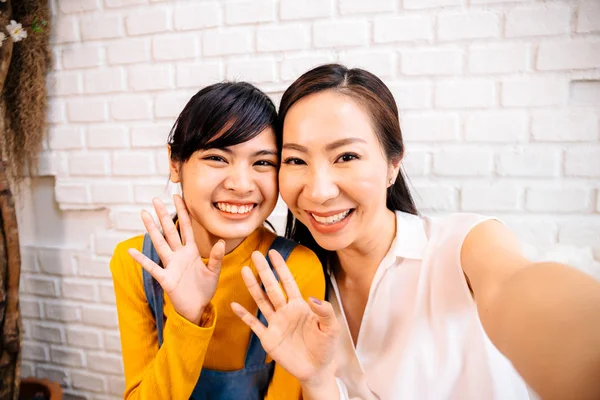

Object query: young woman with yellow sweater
[110,82,325,399]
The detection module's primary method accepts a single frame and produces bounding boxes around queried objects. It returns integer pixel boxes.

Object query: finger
[240,266,275,320]
[251,251,287,310]
[230,302,267,338]
[152,197,182,251]
[141,209,173,263]
[268,249,302,301]
[206,239,226,275]
[307,298,340,336]
[128,248,167,286]
[173,194,194,246]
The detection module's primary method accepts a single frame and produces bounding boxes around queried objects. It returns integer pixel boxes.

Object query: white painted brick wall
[18,1,600,398]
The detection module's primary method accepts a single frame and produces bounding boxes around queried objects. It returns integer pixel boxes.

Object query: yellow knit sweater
[110,226,325,399]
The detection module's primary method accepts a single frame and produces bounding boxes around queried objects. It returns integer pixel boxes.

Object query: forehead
[283,90,377,146]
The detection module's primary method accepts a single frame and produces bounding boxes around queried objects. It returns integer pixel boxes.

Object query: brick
[156,148,171,175]
[565,147,600,177]
[53,16,79,44]
[62,46,102,70]
[126,9,170,36]
[38,248,77,276]
[81,15,123,41]
[577,0,600,33]
[502,77,567,107]
[152,34,198,61]
[435,79,496,108]
[72,371,106,393]
[257,26,309,52]
[433,148,493,176]
[36,366,68,387]
[461,182,521,211]
[84,68,125,94]
[55,183,90,205]
[22,341,50,362]
[49,127,84,150]
[21,363,35,379]
[280,54,336,81]
[110,96,152,121]
[129,65,173,91]
[87,353,124,374]
[99,282,117,304]
[501,217,558,247]
[107,38,150,65]
[413,184,458,211]
[82,306,119,328]
[62,279,98,302]
[67,327,102,349]
[314,21,369,48]
[104,332,122,353]
[340,0,395,14]
[77,255,113,278]
[401,150,430,176]
[21,299,43,319]
[91,182,134,203]
[373,15,433,43]
[280,0,333,20]
[531,110,598,142]
[225,0,275,24]
[176,62,222,88]
[29,322,64,344]
[59,0,100,13]
[44,301,81,323]
[537,39,600,71]
[68,153,110,176]
[20,247,38,273]
[23,276,59,298]
[401,113,459,142]
[338,51,394,78]
[131,124,171,147]
[47,101,65,124]
[227,59,276,83]
[203,28,252,56]
[108,376,126,396]
[438,11,501,41]
[106,0,148,7]
[67,99,108,123]
[506,4,571,38]
[570,80,600,106]
[389,81,432,110]
[465,111,528,143]
[526,187,592,213]
[174,3,220,30]
[47,72,81,96]
[154,92,194,119]
[134,183,170,203]
[497,147,561,177]
[468,43,529,74]
[403,0,461,8]
[559,219,600,259]
[88,126,130,149]
[400,47,463,76]
[112,151,156,176]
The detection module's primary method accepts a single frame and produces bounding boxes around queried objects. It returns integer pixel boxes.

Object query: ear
[387,156,402,187]
[168,145,182,183]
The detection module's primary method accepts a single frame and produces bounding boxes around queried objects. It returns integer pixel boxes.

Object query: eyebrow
[217,148,278,157]
[282,138,367,153]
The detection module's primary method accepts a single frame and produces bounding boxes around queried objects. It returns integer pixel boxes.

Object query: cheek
[278,169,299,204]
[259,171,279,204]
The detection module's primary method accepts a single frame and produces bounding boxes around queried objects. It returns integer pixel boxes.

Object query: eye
[203,155,227,163]
[335,153,360,163]
[254,160,277,167]
[282,157,306,165]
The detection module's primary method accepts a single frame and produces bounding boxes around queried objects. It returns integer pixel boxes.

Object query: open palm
[231,250,339,383]
[128,195,224,325]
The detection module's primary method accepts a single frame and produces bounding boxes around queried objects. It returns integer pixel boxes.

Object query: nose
[223,164,256,194]
[303,165,339,204]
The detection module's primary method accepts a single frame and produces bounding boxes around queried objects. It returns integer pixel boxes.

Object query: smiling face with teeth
[170,128,279,256]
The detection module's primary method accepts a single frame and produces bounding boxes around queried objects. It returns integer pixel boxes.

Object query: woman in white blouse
[228,64,600,400]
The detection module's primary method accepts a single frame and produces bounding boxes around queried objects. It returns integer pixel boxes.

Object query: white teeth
[312,210,351,225]
[216,203,254,214]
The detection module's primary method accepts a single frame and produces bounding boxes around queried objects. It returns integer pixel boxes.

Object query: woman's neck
[190,220,245,258]
[333,208,397,285]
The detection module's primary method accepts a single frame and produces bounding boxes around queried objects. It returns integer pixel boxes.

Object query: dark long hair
[168,81,278,232]
[278,64,417,263]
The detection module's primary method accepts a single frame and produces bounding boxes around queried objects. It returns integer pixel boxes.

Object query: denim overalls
[142,234,297,400]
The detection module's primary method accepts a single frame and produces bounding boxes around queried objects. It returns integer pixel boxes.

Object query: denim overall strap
[244,236,298,368]
[142,233,165,347]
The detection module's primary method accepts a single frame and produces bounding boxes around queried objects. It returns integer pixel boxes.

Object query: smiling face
[170,128,279,251]
[279,90,400,252]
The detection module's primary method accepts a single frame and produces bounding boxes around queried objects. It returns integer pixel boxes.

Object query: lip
[305,208,354,234]
[213,201,258,220]
[306,209,353,218]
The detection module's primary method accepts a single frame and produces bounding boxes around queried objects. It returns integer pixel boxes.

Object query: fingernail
[218,239,226,246]
[310,297,321,305]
